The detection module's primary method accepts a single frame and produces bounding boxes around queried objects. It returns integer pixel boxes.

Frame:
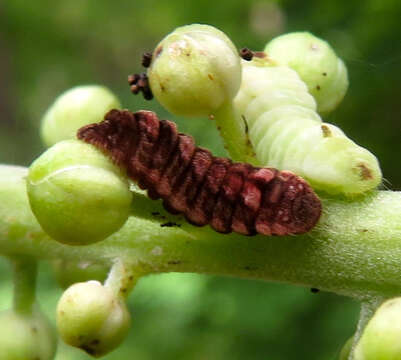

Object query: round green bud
[27,139,132,245]
[41,85,121,147]
[148,24,241,117]
[354,298,401,360]
[0,308,57,360]
[57,281,131,357]
[52,259,110,289]
[265,32,348,114]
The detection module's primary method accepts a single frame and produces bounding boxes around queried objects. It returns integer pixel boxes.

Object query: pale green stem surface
[10,256,37,315]
[1,165,401,301]
[104,259,137,299]
[213,101,258,164]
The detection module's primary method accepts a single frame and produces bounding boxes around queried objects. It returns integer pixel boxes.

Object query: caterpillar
[234,59,382,196]
[264,32,349,115]
[77,109,322,236]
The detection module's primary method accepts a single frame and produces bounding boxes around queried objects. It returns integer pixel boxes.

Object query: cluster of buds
[16,22,388,360]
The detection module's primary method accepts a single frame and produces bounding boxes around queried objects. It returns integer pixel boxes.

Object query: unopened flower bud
[0,307,57,360]
[354,298,401,359]
[41,85,121,147]
[57,281,131,357]
[148,24,241,116]
[27,139,132,245]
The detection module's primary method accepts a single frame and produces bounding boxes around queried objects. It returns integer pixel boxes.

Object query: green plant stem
[9,256,37,315]
[104,259,138,299]
[1,165,401,300]
[213,101,258,164]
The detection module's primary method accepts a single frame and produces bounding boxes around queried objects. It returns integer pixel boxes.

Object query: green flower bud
[148,24,241,117]
[0,307,57,360]
[265,32,348,114]
[57,281,131,357]
[354,298,401,360]
[27,139,132,245]
[52,260,110,289]
[41,85,121,147]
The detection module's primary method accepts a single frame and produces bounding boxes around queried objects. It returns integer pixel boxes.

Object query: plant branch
[1,164,401,300]
[104,259,138,299]
[213,101,258,164]
[9,256,37,314]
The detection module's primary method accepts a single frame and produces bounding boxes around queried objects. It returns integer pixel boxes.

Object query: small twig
[104,259,138,299]
[10,257,37,315]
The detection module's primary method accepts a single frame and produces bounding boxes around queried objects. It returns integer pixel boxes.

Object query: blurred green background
[0,0,400,359]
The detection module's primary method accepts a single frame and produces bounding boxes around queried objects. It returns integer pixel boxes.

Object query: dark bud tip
[142,52,152,68]
[239,48,254,61]
[128,74,139,85]
[130,85,140,94]
[143,89,154,100]
[127,72,153,100]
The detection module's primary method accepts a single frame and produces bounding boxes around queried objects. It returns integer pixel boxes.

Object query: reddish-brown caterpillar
[77,109,322,236]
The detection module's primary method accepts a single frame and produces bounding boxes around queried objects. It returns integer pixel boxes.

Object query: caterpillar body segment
[234,64,317,123]
[77,109,322,237]
[264,32,349,114]
[234,60,382,196]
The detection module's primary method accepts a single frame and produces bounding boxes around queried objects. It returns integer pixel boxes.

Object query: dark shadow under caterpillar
[77,109,322,236]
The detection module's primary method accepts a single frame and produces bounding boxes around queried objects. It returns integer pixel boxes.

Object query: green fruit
[0,307,57,360]
[354,298,401,359]
[41,85,121,147]
[27,139,132,245]
[265,32,348,114]
[148,24,241,116]
[57,281,131,357]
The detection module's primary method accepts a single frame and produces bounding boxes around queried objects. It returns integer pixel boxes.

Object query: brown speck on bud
[142,52,152,68]
[127,72,153,100]
[357,163,373,180]
[155,46,163,57]
[321,125,331,137]
[78,109,322,236]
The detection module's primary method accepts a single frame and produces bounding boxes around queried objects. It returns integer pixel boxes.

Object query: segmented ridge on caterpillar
[77,109,322,236]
